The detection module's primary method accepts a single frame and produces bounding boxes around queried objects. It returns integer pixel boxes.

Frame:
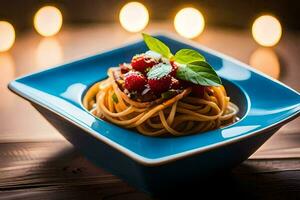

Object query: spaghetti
[83,34,239,136]
[83,67,239,136]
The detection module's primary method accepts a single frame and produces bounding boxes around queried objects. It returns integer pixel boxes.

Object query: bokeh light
[119,2,149,32]
[0,21,15,52]
[174,7,205,39]
[249,48,280,79]
[252,15,282,47]
[34,6,63,37]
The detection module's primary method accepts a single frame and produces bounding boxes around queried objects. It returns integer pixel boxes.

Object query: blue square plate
[9,34,300,195]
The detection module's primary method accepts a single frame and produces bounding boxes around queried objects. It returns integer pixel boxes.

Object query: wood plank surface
[0,141,299,200]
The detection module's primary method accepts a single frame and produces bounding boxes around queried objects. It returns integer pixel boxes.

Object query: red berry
[131,55,157,73]
[179,80,192,88]
[170,77,180,89]
[170,61,178,77]
[120,63,131,74]
[124,72,147,92]
[148,76,172,95]
[191,84,205,97]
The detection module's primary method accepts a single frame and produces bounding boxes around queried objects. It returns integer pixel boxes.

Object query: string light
[119,2,149,32]
[252,15,282,47]
[174,7,205,39]
[0,21,15,52]
[34,6,63,37]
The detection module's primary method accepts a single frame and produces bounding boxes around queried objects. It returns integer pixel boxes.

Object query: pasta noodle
[83,67,239,136]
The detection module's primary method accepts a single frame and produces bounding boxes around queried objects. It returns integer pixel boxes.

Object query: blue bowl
[8,34,300,195]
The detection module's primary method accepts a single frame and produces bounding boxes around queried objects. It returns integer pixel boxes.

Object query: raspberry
[170,77,181,89]
[131,54,157,73]
[179,80,192,88]
[120,63,131,74]
[170,61,178,77]
[191,84,205,97]
[148,76,172,95]
[124,72,147,92]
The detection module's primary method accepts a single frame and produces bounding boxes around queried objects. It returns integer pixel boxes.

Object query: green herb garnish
[142,33,173,59]
[176,61,221,86]
[142,33,222,86]
[174,49,205,64]
[112,93,119,103]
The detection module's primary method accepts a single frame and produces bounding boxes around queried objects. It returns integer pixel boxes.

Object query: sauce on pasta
[83,34,239,136]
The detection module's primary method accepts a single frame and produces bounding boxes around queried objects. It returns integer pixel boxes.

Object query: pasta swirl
[83,68,239,136]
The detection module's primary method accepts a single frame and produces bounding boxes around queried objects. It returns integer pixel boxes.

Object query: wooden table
[0,22,299,199]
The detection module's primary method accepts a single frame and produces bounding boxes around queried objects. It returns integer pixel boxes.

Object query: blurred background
[0,1,300,199]
[1,0,300,31]
[0,0,299,152]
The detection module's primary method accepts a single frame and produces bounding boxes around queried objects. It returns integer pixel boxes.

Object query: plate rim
[8,32,300,166]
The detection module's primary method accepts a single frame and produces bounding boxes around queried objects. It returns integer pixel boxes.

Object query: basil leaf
[174,49,205,64]
[142,33,172,59]
[176,61,222,86]
[147,63,172,79]
[112,93,119,103]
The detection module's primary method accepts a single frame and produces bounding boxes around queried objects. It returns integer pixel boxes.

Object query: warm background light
[249,48,280,79]
[34,6,63,37]
[119,2,149,32]
[252,15,282,47]
[0,21,15,52]
[174,7,205,39]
